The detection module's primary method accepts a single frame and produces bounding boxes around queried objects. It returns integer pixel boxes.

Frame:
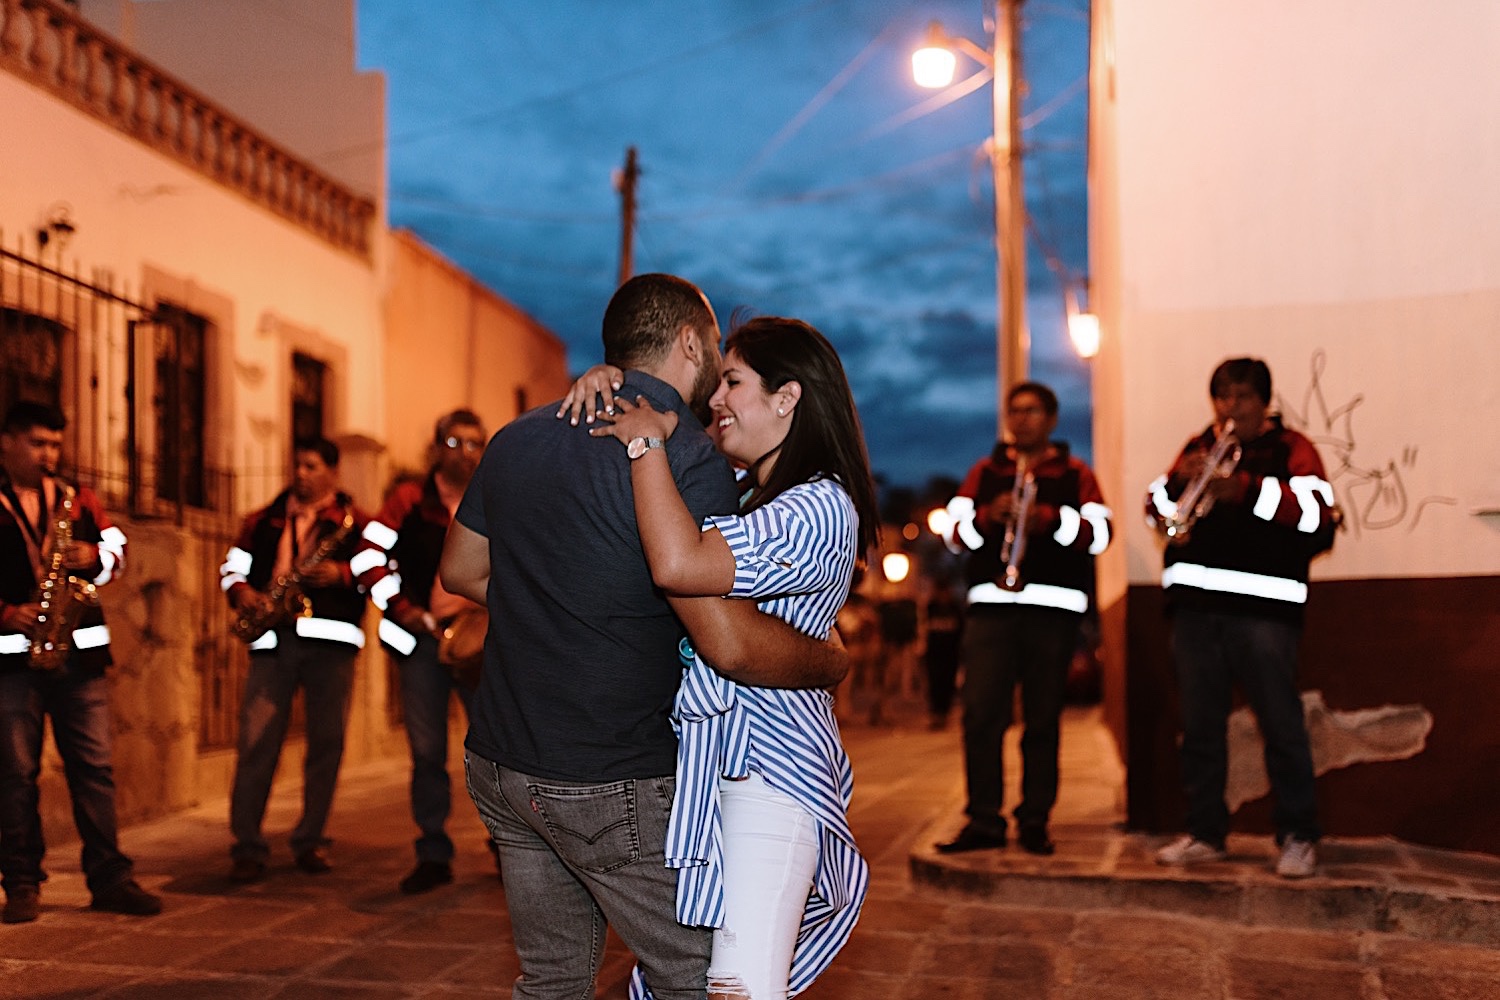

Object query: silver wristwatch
[626,436,664,460]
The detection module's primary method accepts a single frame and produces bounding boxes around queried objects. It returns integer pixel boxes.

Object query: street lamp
[913,5,1028,431]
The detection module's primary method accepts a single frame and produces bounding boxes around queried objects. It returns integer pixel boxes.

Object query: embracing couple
[440,273,879,1000]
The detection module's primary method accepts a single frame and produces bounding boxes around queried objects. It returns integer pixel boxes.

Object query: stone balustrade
[0,0,375,259]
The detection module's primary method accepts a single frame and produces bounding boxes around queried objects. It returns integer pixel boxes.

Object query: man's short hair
[601,273,714,369]
[2,401,66,435]
[434,408,484,444]
[1006,381,1059,417]
[1210,358,1272,403]
[293,436,340,468]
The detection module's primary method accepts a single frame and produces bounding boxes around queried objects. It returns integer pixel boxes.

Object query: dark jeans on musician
[0,667,134,896]
[399,634,473,864]
[464,751,710,1000]
[958,604,1081,834]
[1170,607,1321,847]
[924,630,962,717]
[229,631,356,863]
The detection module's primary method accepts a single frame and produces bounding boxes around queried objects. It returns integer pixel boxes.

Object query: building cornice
[0,0,375,260]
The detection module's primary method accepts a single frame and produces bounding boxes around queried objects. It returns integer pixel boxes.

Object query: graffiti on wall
[1277,349,1456,538]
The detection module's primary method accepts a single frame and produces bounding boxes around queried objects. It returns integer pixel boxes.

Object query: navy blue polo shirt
[459,371,738,782]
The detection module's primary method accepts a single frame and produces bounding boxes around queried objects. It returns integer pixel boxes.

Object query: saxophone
[231,507,356,644]
[30,484,101,671]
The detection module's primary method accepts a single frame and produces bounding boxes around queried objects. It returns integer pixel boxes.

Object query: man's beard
[687,356,720,426]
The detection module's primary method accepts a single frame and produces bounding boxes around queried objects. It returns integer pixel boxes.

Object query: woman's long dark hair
[727,316,880,560]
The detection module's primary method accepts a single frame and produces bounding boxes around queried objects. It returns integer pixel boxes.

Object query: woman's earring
[777,407,785,416]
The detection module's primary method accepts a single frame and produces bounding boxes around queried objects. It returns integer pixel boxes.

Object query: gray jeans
[464,751,710,1000]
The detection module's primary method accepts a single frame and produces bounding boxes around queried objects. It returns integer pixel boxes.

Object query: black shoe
[2,885,40,924]
[229,857,267,883]
[295,848,332,874]
[936,825,1007,854]
[91,879,162,916]
[1019,825,1056,856]
[399,861,454,895]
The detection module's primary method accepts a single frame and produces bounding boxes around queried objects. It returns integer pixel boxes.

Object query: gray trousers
[229,631,356,862]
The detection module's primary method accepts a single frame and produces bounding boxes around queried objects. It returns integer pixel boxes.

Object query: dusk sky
[354,0,1091,490]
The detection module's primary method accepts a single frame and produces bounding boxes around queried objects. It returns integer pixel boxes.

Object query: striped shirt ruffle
[632,478,868,1000]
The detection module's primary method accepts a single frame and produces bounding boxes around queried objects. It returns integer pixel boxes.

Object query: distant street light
[882,552,912,584]
[913,3,1028,431]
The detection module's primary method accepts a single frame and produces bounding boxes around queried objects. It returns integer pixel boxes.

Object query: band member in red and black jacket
[936,382,1111,858]
[219,437,368,883]
[0,401,160,923]
[351,409,492,895]
[1145,358,1337,880]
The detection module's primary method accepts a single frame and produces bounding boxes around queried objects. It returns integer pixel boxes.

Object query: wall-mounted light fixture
[1065,282,1100,360]
[37,203,76,252]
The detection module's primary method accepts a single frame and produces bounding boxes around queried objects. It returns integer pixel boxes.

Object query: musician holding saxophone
[0,402,160,923]
[1145,358,1337,879]
[220,437,368,883]
[937,383,1111,857]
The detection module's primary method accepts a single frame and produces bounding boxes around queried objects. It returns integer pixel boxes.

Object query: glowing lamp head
[1069,312,1101,360]
[912,22,957,88]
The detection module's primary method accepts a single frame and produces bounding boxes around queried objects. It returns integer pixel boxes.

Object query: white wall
[1097,0,1500,584]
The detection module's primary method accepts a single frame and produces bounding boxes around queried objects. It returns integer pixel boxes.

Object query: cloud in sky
[356,0,1093,488]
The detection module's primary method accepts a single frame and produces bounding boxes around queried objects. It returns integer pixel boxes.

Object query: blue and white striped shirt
[631,476,869,999]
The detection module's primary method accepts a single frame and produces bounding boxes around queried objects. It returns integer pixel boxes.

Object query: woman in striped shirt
[587,316,879,1000]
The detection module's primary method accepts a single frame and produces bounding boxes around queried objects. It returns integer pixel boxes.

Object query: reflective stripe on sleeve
[1290,475,1334,533]
[1253,477,1282,521]
[294,617,366,648]
[1081,502,1111,555]
[249,631,278,652]
[222,547,253,577]
[369,574,402,611]
[71,624,111,649]
[947,496,983,551]
[1161,561,1307,604]
[0,633,28,654]
[1147,475,1176,520]
[361,521,399,550]
[967,582,1088,614]
[379,618,418,655]
[349,548,388,578]
[1053,505,1080,547]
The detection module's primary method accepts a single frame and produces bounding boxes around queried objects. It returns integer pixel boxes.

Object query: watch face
[627,436,647,459]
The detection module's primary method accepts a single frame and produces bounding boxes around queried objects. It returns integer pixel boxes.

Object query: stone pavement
[2,701,1498,999]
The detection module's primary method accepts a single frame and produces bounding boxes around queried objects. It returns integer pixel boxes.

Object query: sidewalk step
[910,824,1500,947]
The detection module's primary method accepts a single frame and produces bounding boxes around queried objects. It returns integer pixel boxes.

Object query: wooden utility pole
[615,145,639,286]
[992,0,1029,426]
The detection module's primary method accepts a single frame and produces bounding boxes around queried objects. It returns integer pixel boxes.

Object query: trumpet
[997,462,1038,591]
[1159,419,1242,546]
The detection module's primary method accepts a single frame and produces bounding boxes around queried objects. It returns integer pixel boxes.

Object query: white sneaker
[1276,838,1317,879]
[1155,835,1227,866]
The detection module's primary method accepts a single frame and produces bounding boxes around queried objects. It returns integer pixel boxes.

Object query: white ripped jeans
[709,771,820,1000]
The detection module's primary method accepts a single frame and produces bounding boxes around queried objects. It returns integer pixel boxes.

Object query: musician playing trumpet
[220,438,368,883]
[0,402,159,923]
[937,383,1111,857]
[1146,358,1337,880]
